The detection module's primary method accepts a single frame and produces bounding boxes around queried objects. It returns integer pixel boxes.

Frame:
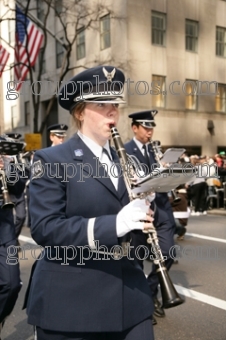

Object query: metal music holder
[0,141,25,155]
[131,167,197,196]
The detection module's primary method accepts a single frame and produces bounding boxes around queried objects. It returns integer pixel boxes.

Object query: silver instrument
[110,125,184,309]
[0,135,25,209]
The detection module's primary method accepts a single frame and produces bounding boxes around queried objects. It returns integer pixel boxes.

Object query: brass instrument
[0,168,14,209]
[110,125,184,309]
[0,135,25,210]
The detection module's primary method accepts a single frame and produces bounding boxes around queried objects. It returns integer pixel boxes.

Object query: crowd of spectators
[177,152,226,215]
[169,152,226,240]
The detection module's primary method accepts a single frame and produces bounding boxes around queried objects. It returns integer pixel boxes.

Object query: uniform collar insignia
[74,149,83,157]
[102,67,116,82]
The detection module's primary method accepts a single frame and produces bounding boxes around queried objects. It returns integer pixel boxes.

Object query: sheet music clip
[132,167,197,195]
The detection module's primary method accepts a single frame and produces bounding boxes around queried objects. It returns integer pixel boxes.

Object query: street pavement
[1,211,226,340]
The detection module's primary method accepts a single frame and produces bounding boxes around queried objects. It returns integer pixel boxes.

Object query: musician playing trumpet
[125,111,182,324]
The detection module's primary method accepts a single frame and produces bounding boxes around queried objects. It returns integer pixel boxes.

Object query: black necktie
[142,144,151,170]
[101,148,118,189]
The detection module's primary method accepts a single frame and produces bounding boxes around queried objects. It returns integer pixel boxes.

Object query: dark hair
[131,121,140,127]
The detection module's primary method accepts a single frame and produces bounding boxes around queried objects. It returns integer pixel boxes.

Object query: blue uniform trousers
[0,239,21,323]
[36,317,154,340]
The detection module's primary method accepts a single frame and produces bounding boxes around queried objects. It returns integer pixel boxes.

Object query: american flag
[15,5,44,90]
[0,44,10,77]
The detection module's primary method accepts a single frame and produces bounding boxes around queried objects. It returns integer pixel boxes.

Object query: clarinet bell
[157,264,185,309]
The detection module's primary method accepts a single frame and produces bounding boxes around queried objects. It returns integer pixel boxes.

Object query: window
[184,80,198,110]
[185,20,198,52]
[11,106,17,129]
[56,39,64,68]
[55,0,63,14]
[39,48,46,74]
[216,26,226,57]
[151,11,166,46]
[215,83,226,112]
[8,19,14,45]
[24,101,30,126]
[37,0,45,22]
[76,29,85,60]
[151,75,166,108]
[100,14,111,50]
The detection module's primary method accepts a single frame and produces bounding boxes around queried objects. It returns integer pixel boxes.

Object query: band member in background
[47,123,68,146]
[125,111,179,325]
[4,133,27,245]
[186,156,208,215]
[169,185,189,240]
[25,66,155,340]
[0,136,26,337]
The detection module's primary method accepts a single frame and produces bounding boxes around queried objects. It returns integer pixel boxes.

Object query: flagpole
[16,1,67,49]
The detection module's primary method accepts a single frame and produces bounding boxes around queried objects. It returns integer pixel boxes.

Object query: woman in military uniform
[26,66,155,340]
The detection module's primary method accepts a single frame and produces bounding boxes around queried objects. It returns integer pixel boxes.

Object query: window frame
[55,0,63,14]
[100,14,111,50]
[76,28,86,60]
[215,83,226,112]
[185,19,198,52]
[184,79,198,111]
[216,26,226,57]
[37,0,45,22]
[151,75,166,108]
[56,38,64,68]
[151,11,166,46]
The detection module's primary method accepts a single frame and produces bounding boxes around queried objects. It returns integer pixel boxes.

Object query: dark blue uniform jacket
[26,134,153,332]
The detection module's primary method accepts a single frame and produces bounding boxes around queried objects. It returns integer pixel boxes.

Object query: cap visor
[139,123,156,128]
[84,98,126,104]
[74,91,126,104]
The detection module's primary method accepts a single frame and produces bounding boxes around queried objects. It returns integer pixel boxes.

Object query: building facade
[0,0,226,155]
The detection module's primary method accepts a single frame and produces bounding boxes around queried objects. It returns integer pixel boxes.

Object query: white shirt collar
[133,137,147,153]
[77,131,112,160]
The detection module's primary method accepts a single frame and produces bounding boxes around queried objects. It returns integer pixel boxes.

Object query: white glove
[116,199,150,237]
[146,192,156,203]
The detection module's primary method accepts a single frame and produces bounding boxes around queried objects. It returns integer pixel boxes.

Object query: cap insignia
[102,67,116,82]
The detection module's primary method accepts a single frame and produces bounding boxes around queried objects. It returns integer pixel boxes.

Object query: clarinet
[110,125,184,309]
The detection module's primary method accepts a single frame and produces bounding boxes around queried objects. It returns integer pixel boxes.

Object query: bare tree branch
[1,0,128,137]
